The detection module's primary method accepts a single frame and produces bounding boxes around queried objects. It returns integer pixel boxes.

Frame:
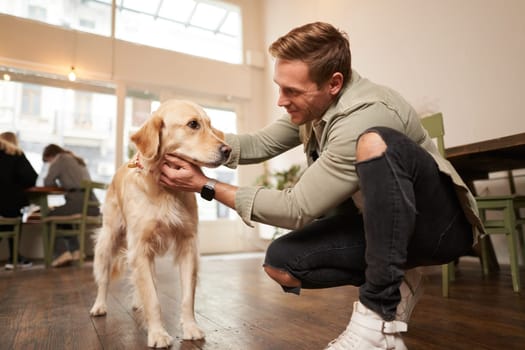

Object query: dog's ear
[130,114,164,159]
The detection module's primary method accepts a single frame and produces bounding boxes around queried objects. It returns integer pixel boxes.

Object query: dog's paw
[182,322,205,340]
[89,303,107,317]
[147,328,173,348]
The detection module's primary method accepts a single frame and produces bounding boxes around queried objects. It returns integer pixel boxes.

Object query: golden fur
[89,99,231,348]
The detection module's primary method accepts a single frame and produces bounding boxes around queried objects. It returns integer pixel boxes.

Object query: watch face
[201,184,215,201]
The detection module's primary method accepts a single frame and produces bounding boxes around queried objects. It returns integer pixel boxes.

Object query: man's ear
[130,114,164,160]
[328,72,344,96]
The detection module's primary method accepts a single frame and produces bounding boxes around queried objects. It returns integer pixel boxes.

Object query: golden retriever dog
[89,99,231,348]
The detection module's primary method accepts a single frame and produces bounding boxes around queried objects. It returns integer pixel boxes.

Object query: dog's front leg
[129,249,173,348]
[90,227,114,317]
[178,241,205,340]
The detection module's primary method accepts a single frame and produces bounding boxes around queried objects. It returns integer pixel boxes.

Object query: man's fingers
[159,173,170,185]
[164,155,188,169]
[163,161,181,170]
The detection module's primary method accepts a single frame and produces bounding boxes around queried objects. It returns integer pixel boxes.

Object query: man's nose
[277,92,289,107]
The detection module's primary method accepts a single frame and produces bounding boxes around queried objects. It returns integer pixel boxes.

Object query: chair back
[81,180,106,219]
[44,180,107,267]
[421,112,445,156]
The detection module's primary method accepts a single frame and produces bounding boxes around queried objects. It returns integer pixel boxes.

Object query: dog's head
[130,99,231,168]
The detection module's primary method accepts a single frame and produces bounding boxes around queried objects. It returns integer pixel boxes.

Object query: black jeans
[264,127,473,321]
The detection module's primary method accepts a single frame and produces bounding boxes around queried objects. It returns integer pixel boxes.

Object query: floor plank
[0,254,524,349]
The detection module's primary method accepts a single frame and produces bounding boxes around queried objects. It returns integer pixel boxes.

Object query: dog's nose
[221,144,232,160]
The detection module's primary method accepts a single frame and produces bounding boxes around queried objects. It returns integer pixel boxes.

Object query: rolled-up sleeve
[234,185,262,227]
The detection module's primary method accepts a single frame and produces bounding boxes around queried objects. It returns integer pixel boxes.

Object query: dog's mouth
[167,152,225,168]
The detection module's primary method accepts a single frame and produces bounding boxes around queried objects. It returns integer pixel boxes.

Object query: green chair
[43,180,107,267]
[422,113,525,295]
[0,217,22,268]
[475,182,525,292]
[420,113,456,297]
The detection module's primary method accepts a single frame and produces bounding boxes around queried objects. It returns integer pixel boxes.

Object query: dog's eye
[187,120,200,130]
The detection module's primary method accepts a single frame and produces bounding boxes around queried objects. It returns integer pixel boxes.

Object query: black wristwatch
[200,179,217,201]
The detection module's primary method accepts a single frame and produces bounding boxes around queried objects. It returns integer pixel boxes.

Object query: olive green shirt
[225,70,482,244]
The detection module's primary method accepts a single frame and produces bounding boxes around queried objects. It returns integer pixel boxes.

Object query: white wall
[261,0,525,155]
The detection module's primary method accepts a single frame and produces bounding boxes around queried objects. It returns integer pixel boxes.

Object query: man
[160,22,483,349]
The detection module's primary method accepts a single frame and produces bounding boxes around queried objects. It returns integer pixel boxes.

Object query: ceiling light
[68,66,76,82]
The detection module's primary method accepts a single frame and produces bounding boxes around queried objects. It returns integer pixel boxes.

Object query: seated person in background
[42,144,99,267]
[0,131,38,269]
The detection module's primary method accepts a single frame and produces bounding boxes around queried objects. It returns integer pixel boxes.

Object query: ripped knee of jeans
[263,264,302,294]
[356,130,387,163]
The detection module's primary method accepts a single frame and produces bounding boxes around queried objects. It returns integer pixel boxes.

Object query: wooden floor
[1,253,524,350]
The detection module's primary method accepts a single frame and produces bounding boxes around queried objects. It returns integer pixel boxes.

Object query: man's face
[273,59,337,125]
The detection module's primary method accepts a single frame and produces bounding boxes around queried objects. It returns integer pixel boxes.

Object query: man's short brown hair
[269,22,352,88]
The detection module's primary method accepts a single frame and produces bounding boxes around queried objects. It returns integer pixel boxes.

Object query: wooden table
[25,186,65,266]
[26,186,65,216]
[446,132,525,271]
[446,132,525,192]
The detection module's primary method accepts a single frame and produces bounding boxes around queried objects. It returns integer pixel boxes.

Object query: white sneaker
[4,259,32,270]
[396,268,424,323]
[325,301,408,350]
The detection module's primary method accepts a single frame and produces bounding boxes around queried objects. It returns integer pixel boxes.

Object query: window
[0,0,243,64]
[0,75,117,184]
[27,5,46,22]
[114,0,242,64]
[21,84,42,118]
[0,0,112,36]
[0,80,15,125]
[74,92,93,128]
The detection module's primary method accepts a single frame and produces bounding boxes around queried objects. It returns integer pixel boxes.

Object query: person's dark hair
[268,22,352,88]
[42,144,86,166]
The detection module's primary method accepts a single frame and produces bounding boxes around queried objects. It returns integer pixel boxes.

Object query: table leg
[42,223,51,267]
[27,193,52,267]
[39,199,52,267]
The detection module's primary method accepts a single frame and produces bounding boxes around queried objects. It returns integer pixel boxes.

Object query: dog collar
[128,154,144,169]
